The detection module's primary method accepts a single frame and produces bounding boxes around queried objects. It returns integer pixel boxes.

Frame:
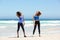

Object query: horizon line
[0,19,60,20]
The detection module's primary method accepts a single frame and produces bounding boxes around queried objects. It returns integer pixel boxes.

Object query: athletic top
[34,16,39,21]
[18,16,24,23]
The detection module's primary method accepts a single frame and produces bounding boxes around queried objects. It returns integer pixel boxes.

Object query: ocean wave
[41,24,60,26]
[0,21,18,23]
[0,26,7,28]
[0,20,60,24]
[0,20,60,28]
[0,24,60,29]
[41,21,60,24]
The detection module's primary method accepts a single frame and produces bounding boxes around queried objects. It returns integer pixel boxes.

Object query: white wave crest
[0,26,7,28]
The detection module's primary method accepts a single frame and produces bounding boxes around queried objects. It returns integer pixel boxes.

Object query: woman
[33,11,41,37]
[16,11,26,38]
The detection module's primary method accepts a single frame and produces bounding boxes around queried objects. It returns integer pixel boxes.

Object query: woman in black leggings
[33,11,41,37]
[16,11,26,38]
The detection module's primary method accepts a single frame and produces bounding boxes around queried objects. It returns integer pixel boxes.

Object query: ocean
[0,19,60,37]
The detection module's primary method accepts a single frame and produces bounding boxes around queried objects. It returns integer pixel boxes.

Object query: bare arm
[23,15,25,25]
[32,15,35,24]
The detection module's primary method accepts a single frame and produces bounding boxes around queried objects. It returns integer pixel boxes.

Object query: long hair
[16,11,21,17]
[36,11,41,16]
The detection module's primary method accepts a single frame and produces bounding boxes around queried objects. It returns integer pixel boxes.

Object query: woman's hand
[23,22,25,25]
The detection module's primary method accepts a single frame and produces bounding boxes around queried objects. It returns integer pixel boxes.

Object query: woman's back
[18,16,24,23]
[34,16,39,21]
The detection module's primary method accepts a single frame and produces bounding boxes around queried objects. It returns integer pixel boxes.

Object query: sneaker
[39,35,40,37]
[24,35,26,37]
[17,36,19,38]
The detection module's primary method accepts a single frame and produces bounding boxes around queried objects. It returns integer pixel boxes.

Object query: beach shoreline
[0,34,60,40]
[0,20,60,40]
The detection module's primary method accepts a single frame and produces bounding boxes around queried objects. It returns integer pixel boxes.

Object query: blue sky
[0,0,60,19]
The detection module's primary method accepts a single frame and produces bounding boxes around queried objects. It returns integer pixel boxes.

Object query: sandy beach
[0,0,60,40]
[0,21,60,40]
[0,34,60,40]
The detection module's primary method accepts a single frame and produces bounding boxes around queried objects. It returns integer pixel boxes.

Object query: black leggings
[17,23,25,35]
[33,21,40,35]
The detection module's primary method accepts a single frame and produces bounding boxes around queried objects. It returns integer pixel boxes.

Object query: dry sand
[0,34,60,40]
